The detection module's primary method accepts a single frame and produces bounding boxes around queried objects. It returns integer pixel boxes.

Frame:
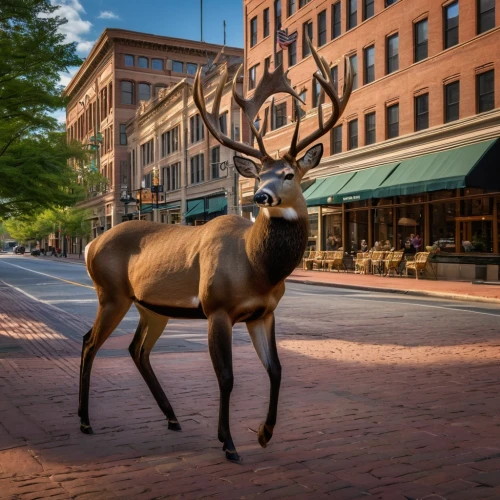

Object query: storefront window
[374,207,393,249]
[308,212,318,249]
[430,190,454,201]
[461,194,493,216]
[397,205,424,250]
[348,210,369,252]
[323,211,342,250]
[430,202,456,252]
[460,219,493,253]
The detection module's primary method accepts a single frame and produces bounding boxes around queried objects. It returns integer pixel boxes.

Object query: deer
[79,39,352,462]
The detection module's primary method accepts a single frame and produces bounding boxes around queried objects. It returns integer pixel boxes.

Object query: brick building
[243,0,500,279]
[125,54,248,225]
[64,29,241,239]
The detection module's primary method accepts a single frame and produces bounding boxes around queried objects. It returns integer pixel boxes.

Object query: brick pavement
[0,282,500,499]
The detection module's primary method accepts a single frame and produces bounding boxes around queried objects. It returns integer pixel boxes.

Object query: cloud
[59,66,79,88]
[98,11,119,20]
[45,0,95,57]
[51,109,67,124]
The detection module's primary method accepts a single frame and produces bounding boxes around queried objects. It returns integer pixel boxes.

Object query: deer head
[193,38,353,213]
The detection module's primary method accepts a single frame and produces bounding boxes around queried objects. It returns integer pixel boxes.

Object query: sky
[53,0,244,121]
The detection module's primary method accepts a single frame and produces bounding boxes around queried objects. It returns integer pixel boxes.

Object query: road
[1,254,500,499]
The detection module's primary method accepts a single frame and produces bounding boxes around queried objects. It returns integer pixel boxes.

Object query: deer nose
[254,192,271,206]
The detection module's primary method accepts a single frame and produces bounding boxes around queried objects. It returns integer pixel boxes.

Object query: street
[0,254,500,499]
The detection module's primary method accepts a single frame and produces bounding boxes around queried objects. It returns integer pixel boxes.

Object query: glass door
[457,217,493,253]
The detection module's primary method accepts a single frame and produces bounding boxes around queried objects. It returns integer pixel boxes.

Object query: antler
[194,63,305,160]
[288,37,353,157]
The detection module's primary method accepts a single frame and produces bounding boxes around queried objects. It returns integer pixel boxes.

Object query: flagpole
[200,0,203,42]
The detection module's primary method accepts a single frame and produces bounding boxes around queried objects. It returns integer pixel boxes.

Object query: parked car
[14,245,25,254]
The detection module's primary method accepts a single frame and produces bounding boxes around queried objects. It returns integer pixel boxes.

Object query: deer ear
[297,144,323,173]
[234,155,260,178]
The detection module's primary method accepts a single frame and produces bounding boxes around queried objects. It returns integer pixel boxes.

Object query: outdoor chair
[354,252,371,274]
[370,251,386,275]
[303,251,317,270]
[385,250,404,276]
[324,250,345,272]
[405,252,433,279]
[312,251,327,271]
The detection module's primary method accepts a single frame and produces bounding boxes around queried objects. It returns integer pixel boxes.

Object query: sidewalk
[289,269,500,304]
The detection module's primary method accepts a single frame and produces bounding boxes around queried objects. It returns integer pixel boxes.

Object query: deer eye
[284,173,294,180]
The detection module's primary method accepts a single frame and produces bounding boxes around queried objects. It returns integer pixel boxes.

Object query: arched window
[121,81,134,105]
[108,82,113,113]
[138,56,149,68]
[138,83,151,102]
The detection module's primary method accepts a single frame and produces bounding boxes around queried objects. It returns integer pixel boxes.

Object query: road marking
[286,285,500,317]
[0,260,94,289]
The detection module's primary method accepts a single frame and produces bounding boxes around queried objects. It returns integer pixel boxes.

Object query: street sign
[151,185,164,193]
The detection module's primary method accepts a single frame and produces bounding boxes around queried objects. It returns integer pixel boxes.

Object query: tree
[0,0,87,218]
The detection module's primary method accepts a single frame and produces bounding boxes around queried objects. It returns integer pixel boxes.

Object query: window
[108,83,113,113]
[265,56,271,70]
[387,104,399,138]
[415,93,429,131]
[264,8,270,37]
[364,0,374,20]
[172,61,184,73]
[250,16,258,47]
[275,0,282,29]
[124,54,134,66]
[332,125,342,154]
[365,112,376,144]
[348,0,358,30]
[120,124,127,145]
[121,81,134,105]
[276,50,283,68]
[331,65,338,93]
[140,139,154,167]
[414,19,428,62]
[190,114,204,143]
[295,90,307,119]
[163,166,171,192]
[163,163,181,191]
[348,119,358,149]
[288,0,296,17]
[288,40,297,66]
[318,10,327,46]
[332,2,341,39]
[219,112,228,135]
[302,21,313,58]
[364,45,375,84]
[477,70,494,113]
[161,126,179,157]
[299,0,311,6]
[349,54,358,90]
[248,65,257,90]
[444,1,459,49]
[138,56,148,68]
[138,83,151,102]
[478,0,495,34]
[387,33,399,74]
[445,81,460,122]
[190,154,204,184]
[273,102,287,129]
[312,77,322,107]
[152,58,163,70]
[187,63,197,75]
[385,0,398,5]
[101,87,107,118]
[211,146,220,179]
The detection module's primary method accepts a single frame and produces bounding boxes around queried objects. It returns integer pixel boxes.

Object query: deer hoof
[223,445,241,463]
[258,423,273,448]
[80,423,93,434]
[168,420,182,432]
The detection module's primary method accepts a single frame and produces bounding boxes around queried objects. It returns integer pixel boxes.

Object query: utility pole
[223,20,226,45]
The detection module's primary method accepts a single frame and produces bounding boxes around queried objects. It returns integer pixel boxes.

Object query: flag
[277,29,298,49]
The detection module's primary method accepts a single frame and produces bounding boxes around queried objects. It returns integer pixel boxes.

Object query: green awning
[138,203,153,214]
[373,139,498,198]
[304,171,356,206]
[207,196,227,214]
[331,162,400,203]
[160,201,181,210]
[185,199,205,217]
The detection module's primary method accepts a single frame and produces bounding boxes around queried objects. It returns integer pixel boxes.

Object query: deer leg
[207,311,239,462]
[246,313,281,448]
[129,307,181,431]
[79,299,132,434]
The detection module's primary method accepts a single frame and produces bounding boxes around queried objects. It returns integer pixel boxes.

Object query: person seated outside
[412,234,423,252]
[360,240,368,252]
[382,239,392,251]
[462,240,473,252]
[371,241,381,252]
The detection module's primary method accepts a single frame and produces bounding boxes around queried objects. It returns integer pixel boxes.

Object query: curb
[25,255,86,266]
[286,278,500,305]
